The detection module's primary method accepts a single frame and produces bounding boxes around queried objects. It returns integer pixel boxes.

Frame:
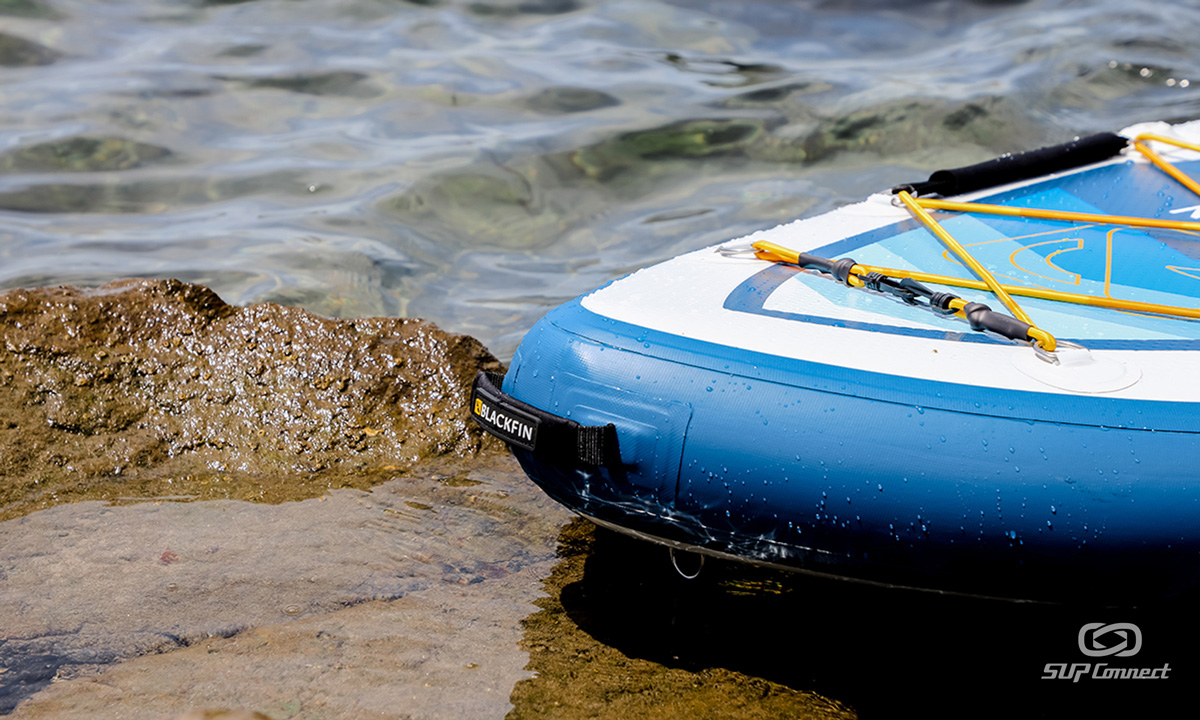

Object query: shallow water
[3,0,1200,358]
[4,0,1200,717]
[1,456,572,718]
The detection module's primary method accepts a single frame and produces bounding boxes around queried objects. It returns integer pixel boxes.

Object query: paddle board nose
[506,320,692,507]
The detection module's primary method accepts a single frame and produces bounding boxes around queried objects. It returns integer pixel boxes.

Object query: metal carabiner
[1031,339,1060,366]
[715,243,760,259]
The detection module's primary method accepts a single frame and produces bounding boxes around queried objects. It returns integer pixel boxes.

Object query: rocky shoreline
[0,280,854,720]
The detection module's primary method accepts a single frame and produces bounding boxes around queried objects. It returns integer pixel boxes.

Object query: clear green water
[3,0,1199,358]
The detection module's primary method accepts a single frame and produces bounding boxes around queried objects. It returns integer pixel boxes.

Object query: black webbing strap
[470,371,620,467]
[893,132,1129,198]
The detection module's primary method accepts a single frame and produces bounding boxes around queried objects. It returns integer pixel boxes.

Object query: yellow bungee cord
[753,133,1200,354]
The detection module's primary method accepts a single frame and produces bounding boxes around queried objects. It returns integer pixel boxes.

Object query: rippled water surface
[4,1,1200,717]
[3,0,1200,357]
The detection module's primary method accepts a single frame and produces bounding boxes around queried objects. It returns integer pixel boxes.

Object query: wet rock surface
[0,279,503,523]
[2,454,570,718]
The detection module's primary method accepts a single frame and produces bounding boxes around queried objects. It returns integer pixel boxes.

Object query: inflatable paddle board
[473,120,1200,601]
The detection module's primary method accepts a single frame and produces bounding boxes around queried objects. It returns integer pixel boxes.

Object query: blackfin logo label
[471,391,539,451]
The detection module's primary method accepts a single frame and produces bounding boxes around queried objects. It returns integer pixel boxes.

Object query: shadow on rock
[508,519,854,720]
[511,519,1197,719]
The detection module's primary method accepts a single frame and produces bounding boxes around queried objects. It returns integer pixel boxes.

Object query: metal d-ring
[669,547,705,580]
[1033,338,1086,366]
[1032,339,1060,366]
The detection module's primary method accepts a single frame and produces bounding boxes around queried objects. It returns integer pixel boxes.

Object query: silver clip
[1031,341,1059,366]
[1032,339,1083,365]
[715,243,760,258]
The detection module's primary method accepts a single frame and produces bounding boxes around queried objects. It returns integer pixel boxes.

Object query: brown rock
[0,278,505,520]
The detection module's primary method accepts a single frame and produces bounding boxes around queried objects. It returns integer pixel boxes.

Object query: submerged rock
[525,86,621,115]
[0,33,60,67]
[0,455,569,717]
[0,136,173,173]
[0,0,62,20]
[569,118,778,181]
[0,279,503,521]
[800,96,1040,164]
[508,519,858,720]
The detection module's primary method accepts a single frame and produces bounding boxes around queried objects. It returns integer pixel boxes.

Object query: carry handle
[893,132,1128,197]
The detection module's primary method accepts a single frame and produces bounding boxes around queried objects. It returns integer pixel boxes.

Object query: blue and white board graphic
[730,165,1200,349]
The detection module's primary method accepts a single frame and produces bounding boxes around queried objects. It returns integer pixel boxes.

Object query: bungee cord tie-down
[742,132,1200,361]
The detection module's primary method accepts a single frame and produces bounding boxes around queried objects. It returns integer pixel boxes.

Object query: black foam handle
[896,132,1128,198]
